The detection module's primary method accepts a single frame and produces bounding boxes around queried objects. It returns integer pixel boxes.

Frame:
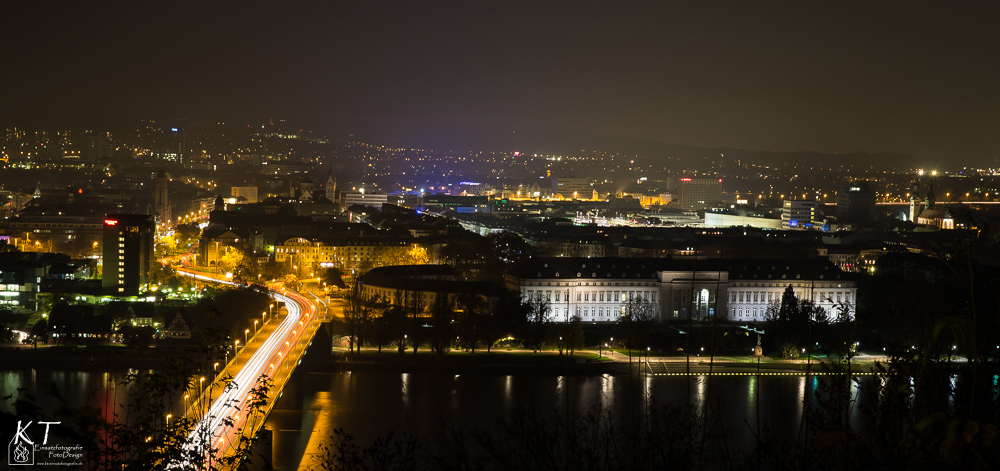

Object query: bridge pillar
[245,427,273,471]
[303,321,334,364]
[274,366,304,410]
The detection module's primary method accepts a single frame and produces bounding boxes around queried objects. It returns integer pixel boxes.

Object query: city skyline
[4,2,1000,163]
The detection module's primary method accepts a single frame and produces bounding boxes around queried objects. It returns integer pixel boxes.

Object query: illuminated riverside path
[174,268,326,469]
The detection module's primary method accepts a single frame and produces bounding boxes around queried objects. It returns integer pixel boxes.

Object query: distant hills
[351,123,925,171]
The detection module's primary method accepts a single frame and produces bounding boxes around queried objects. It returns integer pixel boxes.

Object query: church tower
[325,167,337,202]
[154,170,172,228]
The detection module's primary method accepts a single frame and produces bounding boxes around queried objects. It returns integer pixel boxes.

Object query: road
[172,268,322,469]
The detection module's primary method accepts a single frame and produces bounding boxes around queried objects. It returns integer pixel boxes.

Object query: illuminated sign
[104,219,118,226]
[171,128,178,132]
[680,178,692,182]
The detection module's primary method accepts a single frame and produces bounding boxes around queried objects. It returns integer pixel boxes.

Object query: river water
[268,368,878,470]
[1,368,879,470]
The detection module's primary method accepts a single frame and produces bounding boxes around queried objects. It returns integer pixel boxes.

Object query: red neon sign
[104,219,118,225]
[680,178,692,182]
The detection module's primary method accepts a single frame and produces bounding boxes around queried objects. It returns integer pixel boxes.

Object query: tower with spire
[154,170,172,228]
[325,167,337,202]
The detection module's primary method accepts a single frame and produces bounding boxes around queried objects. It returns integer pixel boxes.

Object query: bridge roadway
[174,268,325,469]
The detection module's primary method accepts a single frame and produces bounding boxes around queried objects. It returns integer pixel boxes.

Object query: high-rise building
[102,214,154,296]
[782,200,820,230]
[836,182,876,225]
[676,177,723,210]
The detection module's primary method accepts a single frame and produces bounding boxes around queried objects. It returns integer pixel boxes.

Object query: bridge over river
[173,268,330,469]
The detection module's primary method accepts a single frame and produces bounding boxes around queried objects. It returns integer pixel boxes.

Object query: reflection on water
[401,372,409,408]
[3,368,882,471]
[272,369,882,470]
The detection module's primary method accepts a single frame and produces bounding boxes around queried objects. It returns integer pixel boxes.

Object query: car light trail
[171,269,316,468]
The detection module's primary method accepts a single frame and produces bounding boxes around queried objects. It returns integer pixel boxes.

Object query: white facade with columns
[513,258,856,323]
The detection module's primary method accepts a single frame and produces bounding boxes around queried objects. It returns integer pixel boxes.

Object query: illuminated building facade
[676,178,723,210]
[782,200,820,230]
[101,214,154,296]
[513,258,856,323]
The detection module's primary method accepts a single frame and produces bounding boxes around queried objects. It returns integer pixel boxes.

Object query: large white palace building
[509,258,856,323]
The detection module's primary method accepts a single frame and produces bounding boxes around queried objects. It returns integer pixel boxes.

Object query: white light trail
[171,270,314,468]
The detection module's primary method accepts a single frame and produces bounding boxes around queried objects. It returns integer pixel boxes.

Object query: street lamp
[245,329,250,344]
[213,362,219,372]
[234,339,240,352]
[199,377,206,408]
[166,414,172,427]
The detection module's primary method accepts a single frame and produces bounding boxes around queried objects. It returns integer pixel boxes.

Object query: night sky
[4,2,1000,160]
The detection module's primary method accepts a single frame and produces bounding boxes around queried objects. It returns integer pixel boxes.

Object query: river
[1,367,880,470]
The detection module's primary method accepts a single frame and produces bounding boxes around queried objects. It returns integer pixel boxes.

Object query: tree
[29,318,48,346]
[321,266,347,290]
[119,324,155,351]
[455,294,489,353]
[565,315,585,355]
[174,223,202,248]
[0,357,274,470]
[0,322,14,344]
[618,296,655,351]
[382,305,410,354]
[427,290,455,354]
[480,306,511,353]
[524,297,551,352]
[284,274,301,292]
[765,285,828,358]
[343,283,386,354]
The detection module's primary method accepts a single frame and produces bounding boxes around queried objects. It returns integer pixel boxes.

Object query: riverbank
[0,344,200,370]
[316,348,888,375]
[320,349,628,375]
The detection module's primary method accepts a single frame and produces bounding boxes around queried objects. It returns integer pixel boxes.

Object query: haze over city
[4,1,1000,161]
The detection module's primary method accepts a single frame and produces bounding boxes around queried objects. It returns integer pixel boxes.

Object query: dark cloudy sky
[4,1,1000,160]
